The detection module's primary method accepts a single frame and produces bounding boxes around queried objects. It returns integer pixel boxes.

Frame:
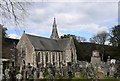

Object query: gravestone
[75,63,80,78]
[91,50,101,66]
[109,65,116,77]
[114,63,120,78]
[48,73,54,81]
[48,64,55,81]
[33,68,37,79]
[58,67,63,78]
[67,62,72,78]
[39,71,43,79]
[107,56,111,65]
[26,63,33,80]
[75,72,80,78]
[4,67,10,80]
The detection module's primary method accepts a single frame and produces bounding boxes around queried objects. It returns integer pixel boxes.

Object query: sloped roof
[26,34,70,51]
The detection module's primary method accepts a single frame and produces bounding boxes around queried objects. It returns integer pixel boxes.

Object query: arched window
[53,52,55,62]
[46,52,48,63]
[59,52,61,62]
[71,51,73,62]
[21,41,26,56]
[22,60,26,69]
[41,52,43,65]
[36,52,40,62]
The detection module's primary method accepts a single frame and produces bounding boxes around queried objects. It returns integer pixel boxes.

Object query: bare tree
[89,35,98,43]
[76,36,86,42]
[0,0,30,25]
[89,31,109,45]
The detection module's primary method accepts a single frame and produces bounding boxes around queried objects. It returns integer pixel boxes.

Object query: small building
[1,24,19,80]
[16,18,77,68]
[2,37,19,72]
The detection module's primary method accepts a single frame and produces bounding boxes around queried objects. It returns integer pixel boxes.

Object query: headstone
[107,56,111,65]
[16,72,22,81]
[49,64,55,77]
[111,59,116,64]
[39,71,43,79]
[33,68,37,79]
[114,63,120,78]
[5,67,10,80]
[57,67,63,78]
[26,63,33,80]
[67,62,72,78]
[109,65,115,77]
[21,65,27,80]
[48,64,55,81]
[48,73,54,81]
[91,50,101,66]
[9,66,16,80]
[75,72,80,78]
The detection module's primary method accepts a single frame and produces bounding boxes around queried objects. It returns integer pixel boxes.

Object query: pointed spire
[53,17,56,27]
[50,17,59,40]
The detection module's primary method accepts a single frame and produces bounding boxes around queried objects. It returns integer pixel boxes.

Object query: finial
[54,17,56,23]
[23,30,25,33]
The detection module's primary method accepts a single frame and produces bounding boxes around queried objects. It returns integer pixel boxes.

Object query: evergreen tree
[110,25,120,47]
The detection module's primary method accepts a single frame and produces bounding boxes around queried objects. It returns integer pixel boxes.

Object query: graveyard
[2,50,120,81]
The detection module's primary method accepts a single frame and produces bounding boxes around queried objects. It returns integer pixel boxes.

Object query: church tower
[50,17,59,39]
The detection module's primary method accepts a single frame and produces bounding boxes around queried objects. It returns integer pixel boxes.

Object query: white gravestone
[39,72,43,79]
[91,50,101,66]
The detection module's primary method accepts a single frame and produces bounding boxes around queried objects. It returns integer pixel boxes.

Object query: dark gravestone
[48,73,54,81]
[26,63,33,81]
[67,62,72,78]
[9,67,16,81]
[49,64,55,77]
[57,67,63,78]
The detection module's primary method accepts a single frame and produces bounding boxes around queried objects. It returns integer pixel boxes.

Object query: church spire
[50,17,59,39]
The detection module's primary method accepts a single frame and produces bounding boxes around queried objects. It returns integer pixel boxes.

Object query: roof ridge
[26,33,57,41]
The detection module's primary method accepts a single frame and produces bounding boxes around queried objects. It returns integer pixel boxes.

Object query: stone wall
[16,33,35,67]
[36,51,64,67]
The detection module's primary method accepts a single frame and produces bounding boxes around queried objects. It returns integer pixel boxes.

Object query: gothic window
[22,60,26,69]
[36,52,40,63]
[59,52,61,62]
[46,52,48,63]
[23,60,25,65]
[62,52,65,63]
[53,52,55,62]
[71,52,73,62]
[41,52,43,65]
[71,48,74,62]
[21,41,26,56]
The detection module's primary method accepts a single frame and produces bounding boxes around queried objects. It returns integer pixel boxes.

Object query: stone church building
[16,18,77,68]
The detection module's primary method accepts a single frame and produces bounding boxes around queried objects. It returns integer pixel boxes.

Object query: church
[16,18,77,68]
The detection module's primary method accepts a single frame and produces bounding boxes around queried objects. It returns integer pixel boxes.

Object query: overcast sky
[1,0,119,42]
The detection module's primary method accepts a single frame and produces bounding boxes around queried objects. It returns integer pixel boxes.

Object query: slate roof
[26,34,70,51]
